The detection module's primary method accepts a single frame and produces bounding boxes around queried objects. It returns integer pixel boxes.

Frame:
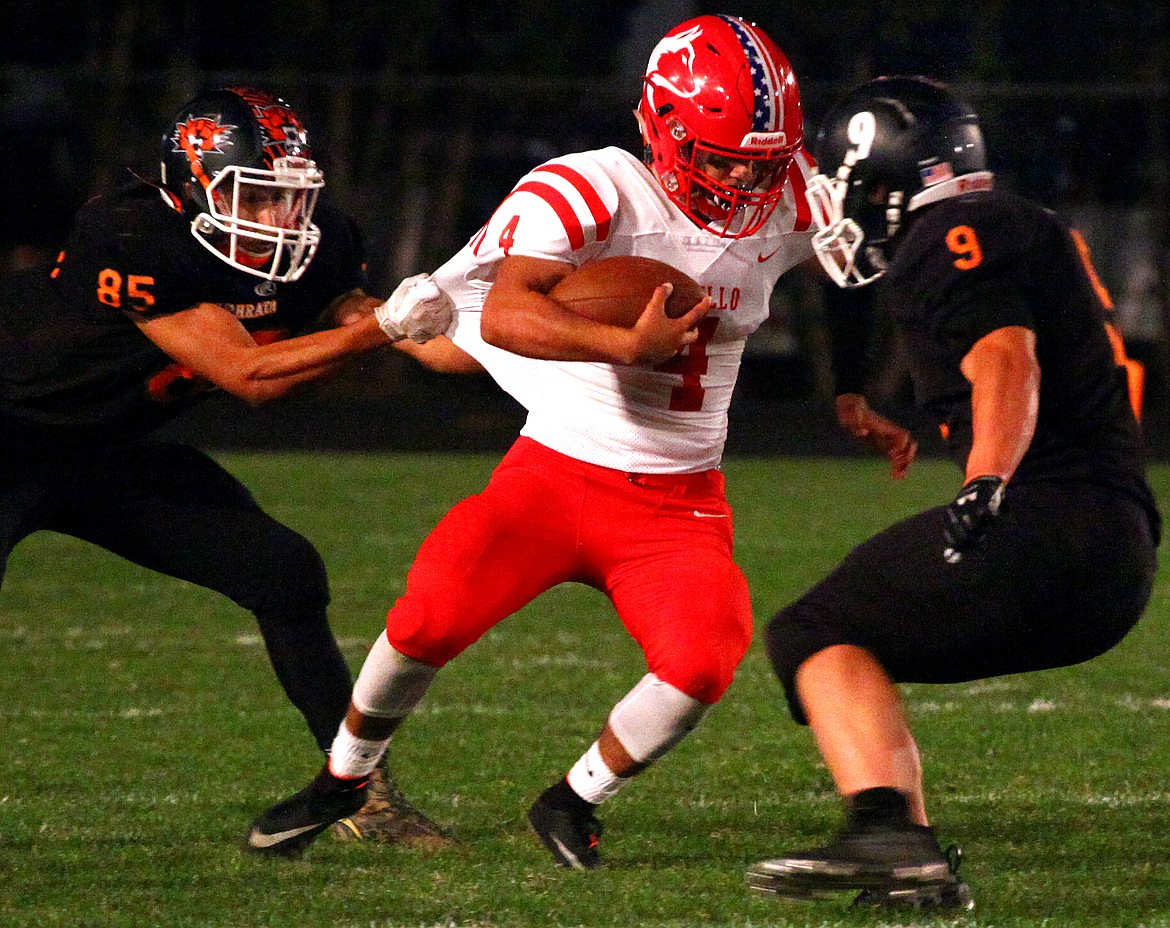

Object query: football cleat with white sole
[247,765,369,858]
[851,844,974,911]
[528,791,605,870]
[747,822,954,899]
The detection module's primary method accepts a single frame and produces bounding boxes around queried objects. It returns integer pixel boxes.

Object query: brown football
[549,256,708,327]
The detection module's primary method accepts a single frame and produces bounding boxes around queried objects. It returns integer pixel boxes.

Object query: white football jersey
[436,146,816,473]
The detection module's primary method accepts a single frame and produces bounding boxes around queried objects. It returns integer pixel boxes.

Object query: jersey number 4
[658,317,719,411]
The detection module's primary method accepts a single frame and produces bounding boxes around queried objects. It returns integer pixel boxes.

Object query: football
[549,256,708,328]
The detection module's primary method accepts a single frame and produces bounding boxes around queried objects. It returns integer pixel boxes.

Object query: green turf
[2,453,1168,928]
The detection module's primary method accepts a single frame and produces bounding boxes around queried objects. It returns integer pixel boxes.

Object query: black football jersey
[0,177,367,437]
[883,188,1154,511]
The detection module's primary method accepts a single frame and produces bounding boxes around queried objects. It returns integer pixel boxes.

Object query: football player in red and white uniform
[248,15,838,866]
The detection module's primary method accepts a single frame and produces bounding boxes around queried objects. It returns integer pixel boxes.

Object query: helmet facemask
[191,156,323,282]
[805,170,901,288]
[656,121,794,238]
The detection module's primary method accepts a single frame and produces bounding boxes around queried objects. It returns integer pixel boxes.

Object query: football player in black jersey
[747,77,1160,910]
[0,86,475,845]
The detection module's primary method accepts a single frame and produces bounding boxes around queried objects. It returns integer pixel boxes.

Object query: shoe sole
[328,816,459,849]
[747,858,951,897]
[853,879,976,911]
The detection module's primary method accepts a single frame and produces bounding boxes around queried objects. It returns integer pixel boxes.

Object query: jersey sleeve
[51,194,212,323]
[904,201,1037,358]
[784,146,818,234]
[466,152,620,268]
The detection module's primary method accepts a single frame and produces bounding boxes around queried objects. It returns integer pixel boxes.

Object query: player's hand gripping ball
[549,256,707,328]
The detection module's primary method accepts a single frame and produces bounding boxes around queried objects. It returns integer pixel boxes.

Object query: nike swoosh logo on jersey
[693,510,729,518]
[757,246,782,263]
[248,823,319,848]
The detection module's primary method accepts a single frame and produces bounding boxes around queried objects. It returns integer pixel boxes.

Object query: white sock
[327,725,388,779]
[566,741,630,804]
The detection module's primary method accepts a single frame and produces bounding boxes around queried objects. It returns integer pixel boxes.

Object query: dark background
[3,1,1168,457]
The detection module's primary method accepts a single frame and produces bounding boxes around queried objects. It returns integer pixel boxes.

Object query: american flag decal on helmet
[718,15,783,136]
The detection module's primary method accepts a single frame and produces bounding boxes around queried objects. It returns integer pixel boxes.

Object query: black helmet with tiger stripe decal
[160,87,324,282]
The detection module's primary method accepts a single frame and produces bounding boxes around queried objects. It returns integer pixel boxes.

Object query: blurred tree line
[2,0,1168,435]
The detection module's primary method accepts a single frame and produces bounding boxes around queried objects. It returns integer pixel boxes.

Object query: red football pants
[385,437,753,704]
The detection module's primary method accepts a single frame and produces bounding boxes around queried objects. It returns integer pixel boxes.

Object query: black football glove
[943,475,1006,564]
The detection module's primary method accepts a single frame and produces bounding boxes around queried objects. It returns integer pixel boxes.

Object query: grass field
[2,453,1168,928]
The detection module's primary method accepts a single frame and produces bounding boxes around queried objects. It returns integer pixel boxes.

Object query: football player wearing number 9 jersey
[247,14,827,866]
[747,77,1160,910]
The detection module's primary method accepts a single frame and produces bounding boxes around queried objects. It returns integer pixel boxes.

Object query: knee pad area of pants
[241,527,329,616]
[764,604,849,726]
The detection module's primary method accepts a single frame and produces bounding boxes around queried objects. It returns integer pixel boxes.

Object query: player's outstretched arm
[327,286,483,373]
[136,303,397,404]
[393,335,484,373]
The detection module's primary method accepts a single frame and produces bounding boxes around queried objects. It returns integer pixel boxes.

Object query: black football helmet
[806,76,994,287]
[160,86,324,281]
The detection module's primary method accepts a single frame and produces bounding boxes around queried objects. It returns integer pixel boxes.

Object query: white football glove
[374,273,454,343]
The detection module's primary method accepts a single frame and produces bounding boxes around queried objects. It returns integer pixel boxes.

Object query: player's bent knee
[765,603,845,725]
[385,604,474,668]
[234,526,329,617]
[653,632,748,703]
[657,660,737,705]
[654,617,752,704]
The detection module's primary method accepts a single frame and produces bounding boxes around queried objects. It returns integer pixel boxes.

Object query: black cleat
[247,765,369,858]
[747,823,953,899]
[852,844,975,911]
[527,787,604,870]
[329,759,457,849]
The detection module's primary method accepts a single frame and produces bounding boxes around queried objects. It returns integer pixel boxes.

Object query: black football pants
[766,480,1158,724]
[0,437,352,751]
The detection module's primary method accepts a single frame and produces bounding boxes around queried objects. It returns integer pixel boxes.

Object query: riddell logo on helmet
[742,131,788,148]
[956,174,994,194]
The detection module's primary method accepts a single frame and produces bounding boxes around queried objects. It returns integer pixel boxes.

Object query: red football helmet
[637,14,803,238]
